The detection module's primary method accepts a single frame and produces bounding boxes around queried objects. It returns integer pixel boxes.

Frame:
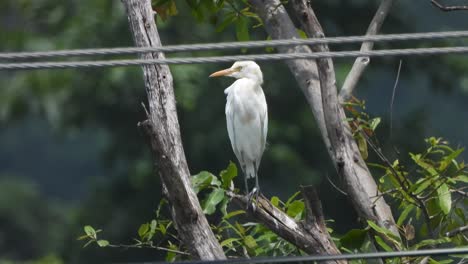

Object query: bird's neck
[243,73,263,86]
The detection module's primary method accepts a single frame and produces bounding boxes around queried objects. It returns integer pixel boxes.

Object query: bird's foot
[246,187,260,211]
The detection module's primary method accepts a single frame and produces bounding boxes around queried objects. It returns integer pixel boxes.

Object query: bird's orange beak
[209,68,236,77]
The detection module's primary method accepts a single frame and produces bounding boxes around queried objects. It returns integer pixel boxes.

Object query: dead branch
[227,189,344,263]
[122,0,225,259]
[431,0,468,11]
[288,0,401,245]
[340,0,395,102]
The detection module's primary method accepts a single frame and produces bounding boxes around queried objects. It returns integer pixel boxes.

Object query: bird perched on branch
[209,61,268,201]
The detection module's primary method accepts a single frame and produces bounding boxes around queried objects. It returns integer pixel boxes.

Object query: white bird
[209,61,268,199]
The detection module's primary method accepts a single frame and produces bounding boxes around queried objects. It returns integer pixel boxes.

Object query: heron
[209,61,268,201]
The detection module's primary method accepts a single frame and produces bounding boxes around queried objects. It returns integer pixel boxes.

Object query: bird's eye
[235,66,242,71]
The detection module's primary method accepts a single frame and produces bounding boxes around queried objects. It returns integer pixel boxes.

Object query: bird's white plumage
[225,78,267,178]
[210,61,267,193]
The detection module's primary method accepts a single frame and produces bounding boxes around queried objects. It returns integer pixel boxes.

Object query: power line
[124,248,468,264]
[1,30,468,60]
[1,46,468,70]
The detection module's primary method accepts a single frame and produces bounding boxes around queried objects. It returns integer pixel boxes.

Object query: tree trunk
[250,0,401,243]
[121,0,225,259]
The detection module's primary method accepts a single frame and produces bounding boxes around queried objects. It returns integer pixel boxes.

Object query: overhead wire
[1,30,468,60]
[1,46,468,70]
[1,21,467,264]
[124,248,468,264]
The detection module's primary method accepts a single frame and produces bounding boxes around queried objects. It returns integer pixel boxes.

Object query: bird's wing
[225,84,242,164]
[260,95,268,153]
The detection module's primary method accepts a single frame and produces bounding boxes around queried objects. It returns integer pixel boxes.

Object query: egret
[209,61,268,200]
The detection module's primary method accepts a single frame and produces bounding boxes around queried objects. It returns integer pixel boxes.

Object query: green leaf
[270,196,280,208]
[223,209,245,219]
[216,12,236,32]
[138,223,149,238]
[159,223,167,235]
[367,220,401,245]
[191,171,219,193]
[357,134,368,160]
[243,235,257,249]
[97,240,109,247]
[411,237,450,250]
[412,178,433,194]
[437,183,452,215]
[83,240,94,248]
[397,204,414,226]
[84,225,96,238]
[410,153,438,177]
[150,220,157,232]
[297,29,307,39]
[286,200,304,220]
[285,191,301,206]
[220,161,237,189]
[374,236,393,252]
[235,222,246,235]
[220,237,241,247]
[439,148,464,171]
[219,196,229,216]
[202,188,225,215]
[454,175,468,183]
[339,229,368,250]
[369,117,381,131]
[235,16,249,42]
[77,235,90,241]
[165,242,179,262]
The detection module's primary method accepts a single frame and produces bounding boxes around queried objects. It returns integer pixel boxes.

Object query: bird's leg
[244,174,249,195]
[254,172,260,200]
[247,162,260,211]
[242,164,249,193]
[247,185,259,211]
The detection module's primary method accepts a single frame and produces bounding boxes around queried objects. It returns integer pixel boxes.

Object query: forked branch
[228,188,344,263]
[288,0,401,248]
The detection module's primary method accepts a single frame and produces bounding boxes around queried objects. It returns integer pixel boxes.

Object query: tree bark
[121,0,225,259]
[339,0,395,102]
[229,188,345,263]
[251,0,401,243]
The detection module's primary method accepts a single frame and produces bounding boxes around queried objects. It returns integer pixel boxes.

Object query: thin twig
[107,243,190,255]
[389,60,403,141]
[431,0,468,11]
[325,173,348,196]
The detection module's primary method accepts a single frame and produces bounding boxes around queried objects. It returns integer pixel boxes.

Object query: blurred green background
[1,1,467,263]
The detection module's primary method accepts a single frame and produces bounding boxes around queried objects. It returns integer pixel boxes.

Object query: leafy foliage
[377,137,467,246]
[343,100,468,263]
[151,0,260,43]
[79,162,313,259]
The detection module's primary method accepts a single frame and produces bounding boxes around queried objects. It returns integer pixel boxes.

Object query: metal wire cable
[1,30,468,60]
[124,248,468,264]
[1,46,468,70]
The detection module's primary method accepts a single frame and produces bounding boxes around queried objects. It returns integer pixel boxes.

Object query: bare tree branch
[339,0,395,102]
[446,225,468,237]
[431,0,468,11]
[247,0,331,153]
[261,0,401,244]
[122,0,225,259]
[228,190,344,263]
